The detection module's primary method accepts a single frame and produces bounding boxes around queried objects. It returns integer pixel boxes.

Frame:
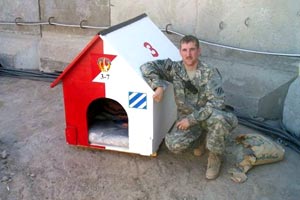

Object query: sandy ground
[0,77,300,200]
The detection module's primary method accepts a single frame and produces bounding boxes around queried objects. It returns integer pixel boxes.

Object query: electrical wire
[162,25,300,57]
[0,17,109,29]
[237,115,300,154]
[0,18,299,57]
[0,65,61,82]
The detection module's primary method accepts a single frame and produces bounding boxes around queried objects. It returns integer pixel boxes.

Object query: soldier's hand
[176,118,190,130]
[153,87,164,102]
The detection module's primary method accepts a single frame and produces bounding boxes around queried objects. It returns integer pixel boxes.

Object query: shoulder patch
[215,87,224,95]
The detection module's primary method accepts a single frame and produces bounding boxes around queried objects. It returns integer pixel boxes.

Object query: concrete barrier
[1,0,299,120]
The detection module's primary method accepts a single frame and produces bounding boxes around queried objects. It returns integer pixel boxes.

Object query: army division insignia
[128,92,147,109]
[97,57,111,72]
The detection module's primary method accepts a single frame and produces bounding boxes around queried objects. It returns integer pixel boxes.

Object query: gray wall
[1,0,300,52]
[1,0,300,119]
[111,0,300,54]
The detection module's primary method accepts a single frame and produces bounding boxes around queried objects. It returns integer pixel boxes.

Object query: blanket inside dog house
[51,13,180,156]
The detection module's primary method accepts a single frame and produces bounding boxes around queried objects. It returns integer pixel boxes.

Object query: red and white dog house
[51,14,180,156]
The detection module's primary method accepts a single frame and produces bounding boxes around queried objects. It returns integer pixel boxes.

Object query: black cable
[0,64,61,82]
[237,115,300,154]
[239,115,300,146]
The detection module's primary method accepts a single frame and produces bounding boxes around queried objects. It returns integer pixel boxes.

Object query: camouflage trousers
[165,109,238,155]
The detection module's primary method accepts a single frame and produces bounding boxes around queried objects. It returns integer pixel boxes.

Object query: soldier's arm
[205,68,226,109]
[140,58,174,90]
[187,68,225,125]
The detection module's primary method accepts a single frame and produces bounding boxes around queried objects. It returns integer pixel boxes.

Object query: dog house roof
[50,14,148,88]
[51,13,180,88]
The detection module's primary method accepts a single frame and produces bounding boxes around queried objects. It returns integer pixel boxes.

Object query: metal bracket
[165,23,172,34]
[80,20,87,29]
[14,17,22,25]
[48,17,55,25]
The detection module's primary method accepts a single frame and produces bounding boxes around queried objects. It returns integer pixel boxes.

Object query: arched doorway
[87,98,129,148]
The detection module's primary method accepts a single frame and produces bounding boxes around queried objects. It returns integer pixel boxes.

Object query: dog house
[51,14,180,156]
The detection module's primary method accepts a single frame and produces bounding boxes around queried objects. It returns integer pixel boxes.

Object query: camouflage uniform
[140,58,238,155]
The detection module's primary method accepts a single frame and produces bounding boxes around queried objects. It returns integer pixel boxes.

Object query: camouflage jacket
[140,58,226,126]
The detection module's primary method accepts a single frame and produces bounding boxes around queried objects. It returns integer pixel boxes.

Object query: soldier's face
[180,42,201,68]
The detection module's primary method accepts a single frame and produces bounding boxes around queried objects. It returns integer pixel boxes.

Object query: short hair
[180,35,200,49]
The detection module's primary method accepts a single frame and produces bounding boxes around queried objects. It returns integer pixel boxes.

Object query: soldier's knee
[164,138,188,154]
[167,146,184,154]
[206,113,226,127]
[206,110,238,131]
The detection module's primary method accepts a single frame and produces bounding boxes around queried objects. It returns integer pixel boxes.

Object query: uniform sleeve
[140,58,174,90]
[187,68,225,124]
[205,68,225,109]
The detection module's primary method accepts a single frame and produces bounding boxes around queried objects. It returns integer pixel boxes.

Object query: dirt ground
[0,77,300,200]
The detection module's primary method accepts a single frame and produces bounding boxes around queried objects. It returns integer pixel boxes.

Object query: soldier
[140,35,238,179]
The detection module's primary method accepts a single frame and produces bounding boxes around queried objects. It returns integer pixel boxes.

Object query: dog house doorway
[87,98,129,148]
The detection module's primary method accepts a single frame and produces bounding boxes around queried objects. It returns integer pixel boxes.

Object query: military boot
[193,142,206,157]
[206,152,221,180]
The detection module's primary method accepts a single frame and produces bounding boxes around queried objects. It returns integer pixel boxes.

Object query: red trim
[50,35,101,88]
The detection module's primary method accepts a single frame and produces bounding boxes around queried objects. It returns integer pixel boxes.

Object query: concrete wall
[111,0,300,54]
[0,0,40,35]
[0,0,110,70]
[1,0,300,119]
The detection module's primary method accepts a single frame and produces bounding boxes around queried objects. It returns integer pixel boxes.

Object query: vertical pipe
[37,0,42,37]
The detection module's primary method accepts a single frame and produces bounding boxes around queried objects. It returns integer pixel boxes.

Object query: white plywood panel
[93,14,178,155]
[100,14,181,76]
